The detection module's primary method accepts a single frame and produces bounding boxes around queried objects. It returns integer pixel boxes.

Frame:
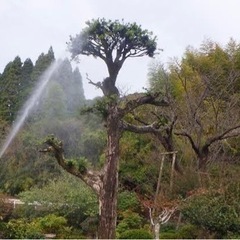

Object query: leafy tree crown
[68,18,157,68]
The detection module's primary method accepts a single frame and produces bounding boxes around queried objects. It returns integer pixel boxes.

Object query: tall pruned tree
[41,18,166,238]
[68,18,157,96]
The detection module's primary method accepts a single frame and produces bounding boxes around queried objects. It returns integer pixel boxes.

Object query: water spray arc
[0,61,59,158]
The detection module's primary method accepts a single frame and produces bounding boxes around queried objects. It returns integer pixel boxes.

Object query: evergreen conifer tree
[19,58,34,103]
[31,46,55,82]
[0,56,23,122]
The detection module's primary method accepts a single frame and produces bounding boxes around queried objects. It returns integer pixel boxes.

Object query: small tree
[41,19,167,239]
[149,206,176,240]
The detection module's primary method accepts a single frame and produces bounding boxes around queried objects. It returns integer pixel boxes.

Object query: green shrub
[176,224,198,239]
[160,232,179,239]
[0,221,8,238]
[36,214,67,233]
[226,232,240,239]
[117,211,143,234]
[119,229,153,239]
[6,218,43,239]
[160,222,176,233]
[5,214,70,239]
[118,190,140,212]
[181,190,240,238]
[55,226,86,239]
[18,173,98,228]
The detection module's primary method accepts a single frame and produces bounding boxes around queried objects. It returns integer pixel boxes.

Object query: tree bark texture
[98,105,121,239]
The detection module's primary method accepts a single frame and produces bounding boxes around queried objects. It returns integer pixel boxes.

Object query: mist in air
[0,58,86,159]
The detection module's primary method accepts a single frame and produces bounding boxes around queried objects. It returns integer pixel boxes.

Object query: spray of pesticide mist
[0,61,60,158]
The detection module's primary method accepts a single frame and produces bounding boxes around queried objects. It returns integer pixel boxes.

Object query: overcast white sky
[1,0,240,99]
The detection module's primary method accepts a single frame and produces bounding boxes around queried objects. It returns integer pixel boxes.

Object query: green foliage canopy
[181,186,240,238]
[69,18,157,59]
[19,173,98,226]
[68,18,157,82]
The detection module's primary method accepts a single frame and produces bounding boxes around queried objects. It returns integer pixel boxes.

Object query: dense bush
[0,221,8,238]
[160,223,199,239]
[176,224,199,239]
[5,218,43,239]
[4,214,70,239]
[18,173,98,227]
[119,228,153,239]
[160,232,178,239]
[118,190,140,212]
[181,187,240,238]
[36,214,67,233]
[5,217,88,239]
[117,210,143,235]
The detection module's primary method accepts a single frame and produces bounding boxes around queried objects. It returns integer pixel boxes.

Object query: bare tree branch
[119,93,168,117]
[175,131,200,156]
[40,136,102,195]
[86,74,103,91]
[122,120,167,134]
[133,114,149,125]
[130,113,182,174]
[205,124,240,148]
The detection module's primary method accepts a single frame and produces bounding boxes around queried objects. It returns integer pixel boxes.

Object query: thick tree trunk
[198,147,209,171]
[98,105,121,239]
[198,155,208,171]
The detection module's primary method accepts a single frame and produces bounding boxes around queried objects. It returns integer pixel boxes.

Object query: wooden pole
[154,154,165,208]
[170,152,176,193]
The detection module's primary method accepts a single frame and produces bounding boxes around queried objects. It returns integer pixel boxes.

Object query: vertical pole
[170,152,176,193]
[176,212,182,230]
[152,154,165,236]
[154,155,165,208]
